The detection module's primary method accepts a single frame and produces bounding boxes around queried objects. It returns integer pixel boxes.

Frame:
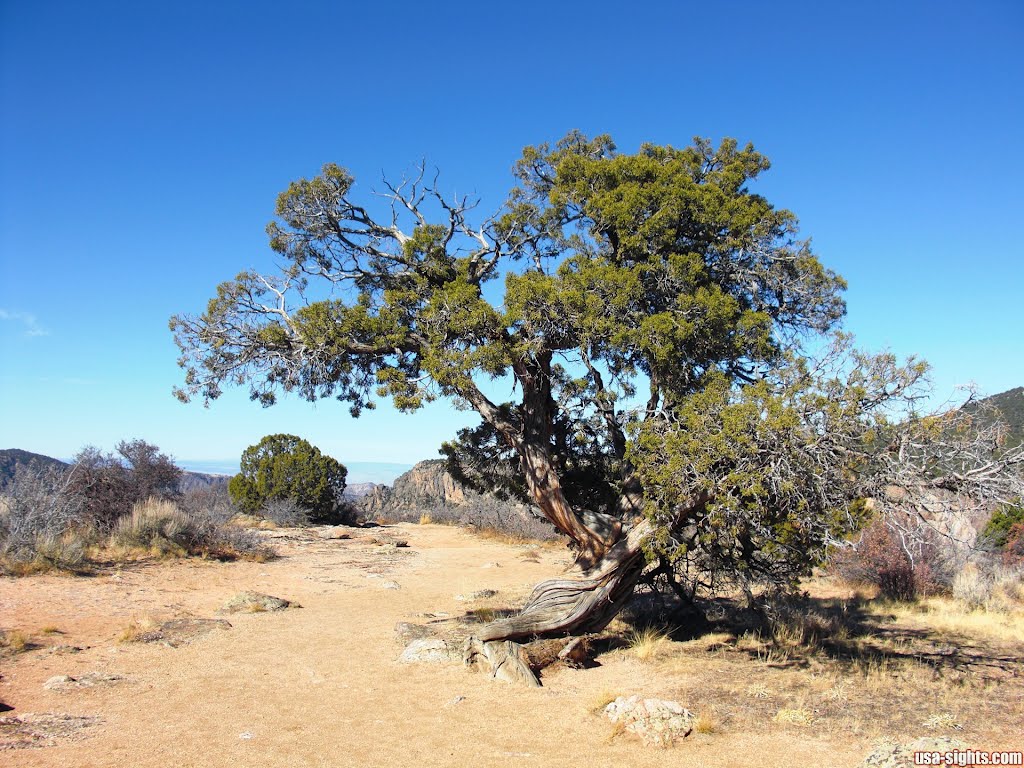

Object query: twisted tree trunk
[474,519,653,642]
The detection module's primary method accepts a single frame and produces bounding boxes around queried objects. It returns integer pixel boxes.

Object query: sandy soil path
[1,523,863,767]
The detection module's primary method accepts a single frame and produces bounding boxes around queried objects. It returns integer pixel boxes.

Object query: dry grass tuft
[468,607,498,624]
[773,706,815,726]
[418,512,433,525]
[922,712,963,730]
[693,709,720,734]
[746,683,772,699]
[626,625,672,661]
[0,629,32,654]
[39,624,62,635]
[117,616,160,643]
[605,719,627,744]
[589,690,621,714]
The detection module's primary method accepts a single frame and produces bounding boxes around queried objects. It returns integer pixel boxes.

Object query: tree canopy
[172,132,1022,643]
[228,434,347,523]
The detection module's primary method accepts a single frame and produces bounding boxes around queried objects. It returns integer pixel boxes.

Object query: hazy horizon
[174,459,415,486]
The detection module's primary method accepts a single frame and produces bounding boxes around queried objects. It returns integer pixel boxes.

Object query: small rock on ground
[394,622,433,644]
[320,527,352,540]
[863,737,968,768]
[604,696,694,746]
[221,591,295,614]
[398,639,453,664]
[0,713,102,750]
[43,673,124,692]
[136,618,232,647]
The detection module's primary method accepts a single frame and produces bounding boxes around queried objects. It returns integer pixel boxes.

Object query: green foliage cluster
[981,501,1024,550]
[171,132,1022,602]
[228,434,347,524]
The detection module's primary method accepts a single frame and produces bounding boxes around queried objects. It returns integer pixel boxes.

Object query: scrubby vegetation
[0,442,274,575]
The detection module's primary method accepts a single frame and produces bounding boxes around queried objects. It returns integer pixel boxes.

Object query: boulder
[398,638,453,664]
[604,696,694,746]
[43,672,124,692]
[320,527,352,540]
[221,592,294,614]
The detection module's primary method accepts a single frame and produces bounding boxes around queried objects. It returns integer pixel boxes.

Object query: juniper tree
[229,434,347,523]
[171,133,1022,651]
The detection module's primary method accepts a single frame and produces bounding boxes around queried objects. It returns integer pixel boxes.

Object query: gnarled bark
[473,519,653,643]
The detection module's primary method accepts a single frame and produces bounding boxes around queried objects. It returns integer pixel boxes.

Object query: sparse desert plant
[68,440,182,532]
[118,616,160,643]
[0,629,32,654]
[418,512,433,525]
[693,709,719,734]
[590,689,621,714]
[991,565,1024,604]
[773,706,815,726]
[922,712,962,730]
[260,497,311,527]
[1003,522,1024,566]
[110,497,274,561]
[625,625,671,661]
[178,486,237,525]
[746,683,772,699]
[110,498,198,556]
[0,464,90,573]
[834,517,951,601]
[952,563,991,609]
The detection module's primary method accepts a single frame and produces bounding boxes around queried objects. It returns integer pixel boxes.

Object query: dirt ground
[1,523,1019,767]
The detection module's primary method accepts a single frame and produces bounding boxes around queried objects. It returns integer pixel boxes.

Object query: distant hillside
[358,459,556,539]
[344,482,381,499]
[0,449,68,489]
[964,386,1024,447]
[0,448,229,493]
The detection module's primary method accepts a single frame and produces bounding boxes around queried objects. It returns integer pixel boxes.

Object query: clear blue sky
[2,0,1021,482]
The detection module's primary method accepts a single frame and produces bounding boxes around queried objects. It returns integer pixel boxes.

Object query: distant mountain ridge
[0,448,229,492]
[968,386,1024,447]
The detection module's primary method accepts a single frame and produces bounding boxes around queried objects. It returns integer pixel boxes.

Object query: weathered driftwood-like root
[463,638,540,687]
[474,520,653,643]
[463,636,594,687]
[522,635,593,671]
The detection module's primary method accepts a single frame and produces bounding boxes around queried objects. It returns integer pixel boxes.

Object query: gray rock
[221,591,295,614]
[43,672,125,692]
[0,712,102,749]
[604,696,694,746]
[380,580,401,590]
[398,638,453,664]
[863,737,968,768]
[394,622,433,644]
[320,527,352,540]
[135,618,232,647]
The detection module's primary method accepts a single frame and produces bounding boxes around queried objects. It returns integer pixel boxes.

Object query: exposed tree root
[472,520,653,644]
